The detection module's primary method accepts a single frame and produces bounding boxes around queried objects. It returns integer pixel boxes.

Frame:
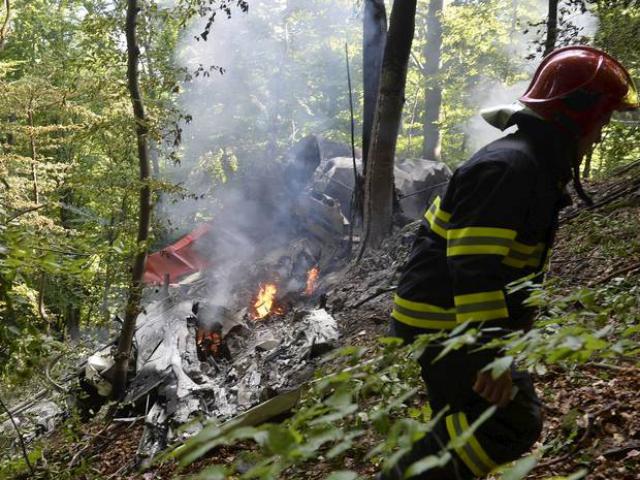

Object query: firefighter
[383,46,639,479]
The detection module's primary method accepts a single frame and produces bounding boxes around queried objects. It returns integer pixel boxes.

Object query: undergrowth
[169,279,640,480]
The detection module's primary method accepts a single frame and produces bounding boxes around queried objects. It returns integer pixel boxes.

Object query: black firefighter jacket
[393,125,573,338]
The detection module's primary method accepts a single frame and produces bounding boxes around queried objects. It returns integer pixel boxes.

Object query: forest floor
[4,163,640,480]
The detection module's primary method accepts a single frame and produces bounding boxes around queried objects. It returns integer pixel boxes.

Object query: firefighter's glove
[473,368,513,408]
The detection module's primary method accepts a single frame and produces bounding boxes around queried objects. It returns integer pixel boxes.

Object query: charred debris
[0,135,450,464]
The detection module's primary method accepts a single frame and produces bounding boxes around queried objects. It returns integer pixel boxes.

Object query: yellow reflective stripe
[446,413,497,476]
[454,290,505,305]
[434,197,451,222]
[447,244,511,256]
[510,240,537,255]
[456,308,509,323]
[391,309,457,330]
[425,209,448,238]
[446,415,483,476]
[394,294,455,313]
[392,295,457,329]
[502,256,527,268]
[446,227,516,257]
[447,227,517,240]
[454,290,508,323]
[424,208,435,222]
[424,196,450,239]
[503,242,545,269]
[458,412,497,473]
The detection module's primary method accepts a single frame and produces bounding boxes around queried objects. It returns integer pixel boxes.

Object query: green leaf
[482,356,513,379]
[498,454,538,480]
[194,465,227,480]
[405,452,452,478]
[264,425,301,456]
[546,469,588,480]
[326,430,364,459]
[379,336,404,347]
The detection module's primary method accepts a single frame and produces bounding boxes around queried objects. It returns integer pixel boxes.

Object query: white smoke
[160,0,359,229]
[155,0,361,313]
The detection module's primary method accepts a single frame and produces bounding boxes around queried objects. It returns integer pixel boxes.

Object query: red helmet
[520,46,639,137]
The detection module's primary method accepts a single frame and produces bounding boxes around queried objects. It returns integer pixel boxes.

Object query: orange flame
[197,329,222,356]
[253,283,279,319]
[305,267,320,296]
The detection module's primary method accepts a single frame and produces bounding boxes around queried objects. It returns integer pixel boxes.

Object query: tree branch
[0,393,34,475]
[3,204,46,224]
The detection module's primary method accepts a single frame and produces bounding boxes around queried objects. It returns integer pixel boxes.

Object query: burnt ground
[9,164,640,480]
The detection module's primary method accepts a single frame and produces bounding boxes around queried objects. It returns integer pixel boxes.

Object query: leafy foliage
[172,274,639,478]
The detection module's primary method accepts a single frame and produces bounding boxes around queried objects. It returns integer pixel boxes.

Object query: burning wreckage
[1,135,451,463]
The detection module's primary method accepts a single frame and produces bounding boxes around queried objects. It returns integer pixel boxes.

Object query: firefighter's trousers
[384,321,543,480]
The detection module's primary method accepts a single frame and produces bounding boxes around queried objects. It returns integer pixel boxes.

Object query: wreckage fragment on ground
[93,281,340,461]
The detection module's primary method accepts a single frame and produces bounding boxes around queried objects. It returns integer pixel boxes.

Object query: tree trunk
[544,0,558,56]
[111,0,152,400]
[422,0,444,161]
[362,0,387,172]
[66,304,80,343]
[0,274,15,323]
[0,0,11,51]
[582,147,593,179]
[38,272,50,332]
[361,0,418,252]
[27,102,39,205]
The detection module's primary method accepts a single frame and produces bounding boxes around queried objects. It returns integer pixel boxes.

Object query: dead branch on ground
[590,261,640,286]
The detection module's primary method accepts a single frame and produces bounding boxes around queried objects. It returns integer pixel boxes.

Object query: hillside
[3,164,638,480]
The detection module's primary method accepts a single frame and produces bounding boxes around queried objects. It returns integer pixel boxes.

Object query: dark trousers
[383,320,543,480]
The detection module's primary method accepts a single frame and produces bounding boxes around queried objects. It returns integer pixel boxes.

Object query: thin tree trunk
[0,274,14,322]
[67,304,80,343]
[27,101,39,205]
[408,84,421,156]
[582,149,593,179]
[111,0,152,400]
[361,0,418,253]
[544,0,558,56]
[0,0,10,51]
[38,272,50,332]
[422,0,443,160]
[362,0,387,172]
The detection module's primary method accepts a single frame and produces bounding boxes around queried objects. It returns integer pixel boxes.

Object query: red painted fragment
[143,223,212,284]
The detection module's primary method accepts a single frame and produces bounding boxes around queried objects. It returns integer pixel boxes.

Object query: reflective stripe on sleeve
[445,412,497,477]
[446,227,517,257]
[502,241,545,269]
[424,196,451,239]
[454,290,508,323]
[392,294,457,330]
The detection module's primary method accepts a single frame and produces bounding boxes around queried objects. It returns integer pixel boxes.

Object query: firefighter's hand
[473,369,513,408]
